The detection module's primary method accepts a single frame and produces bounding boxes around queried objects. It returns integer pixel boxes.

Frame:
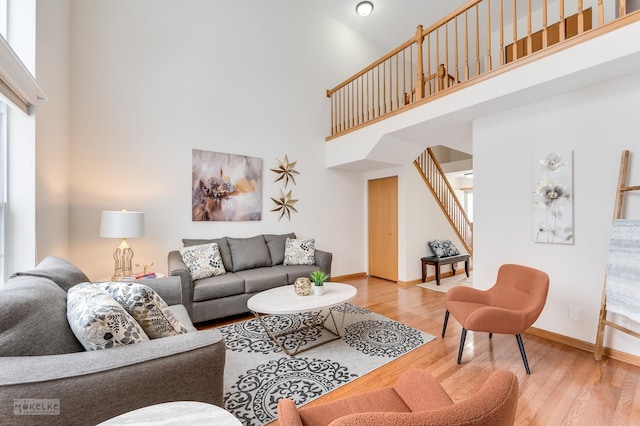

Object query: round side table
[97,401,241,425]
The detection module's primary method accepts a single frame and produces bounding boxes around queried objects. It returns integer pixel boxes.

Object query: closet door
[368,176,398,281]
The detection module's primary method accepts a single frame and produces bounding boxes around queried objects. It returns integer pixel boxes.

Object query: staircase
[414,148,473,256]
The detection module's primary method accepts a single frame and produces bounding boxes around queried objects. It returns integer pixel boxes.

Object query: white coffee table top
[247,282,357,314]
[97,401,241,425]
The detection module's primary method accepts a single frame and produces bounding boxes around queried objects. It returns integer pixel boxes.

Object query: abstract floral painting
[532,151,574,244]
[192,149,262,221]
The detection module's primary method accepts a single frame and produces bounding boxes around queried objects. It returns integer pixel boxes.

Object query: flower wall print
[532,151,574,244]
[192,149,262,221]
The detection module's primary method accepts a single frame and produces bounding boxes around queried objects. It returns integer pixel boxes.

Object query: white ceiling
[302,0,469,51]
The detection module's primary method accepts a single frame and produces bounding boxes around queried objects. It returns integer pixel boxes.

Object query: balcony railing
[326,0,632,139]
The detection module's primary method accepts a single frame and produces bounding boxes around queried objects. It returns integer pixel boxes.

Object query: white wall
[67,0,385,280]
[35,0,71,261]
[474,71,640,355]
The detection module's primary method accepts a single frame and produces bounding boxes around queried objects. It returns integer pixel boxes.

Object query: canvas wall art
[192,149,262,221]
[532,151,574,244]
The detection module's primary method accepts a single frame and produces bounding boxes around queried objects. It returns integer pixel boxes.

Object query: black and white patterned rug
[219,303,435,426]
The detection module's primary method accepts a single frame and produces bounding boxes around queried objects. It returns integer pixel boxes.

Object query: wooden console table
[421,254,470,285]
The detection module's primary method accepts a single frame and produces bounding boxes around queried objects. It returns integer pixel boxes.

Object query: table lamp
[100,210,144,281]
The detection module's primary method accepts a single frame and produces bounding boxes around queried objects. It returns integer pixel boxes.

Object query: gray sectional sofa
[168,233,332,323]
[0,257,226,426]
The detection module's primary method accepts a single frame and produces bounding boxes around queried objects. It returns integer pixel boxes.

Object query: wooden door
[368,176,398,281]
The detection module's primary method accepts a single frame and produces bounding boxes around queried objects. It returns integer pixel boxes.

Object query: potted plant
[309,270,330,296]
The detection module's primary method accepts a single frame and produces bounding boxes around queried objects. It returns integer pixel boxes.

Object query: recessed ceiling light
[356,1,374,17]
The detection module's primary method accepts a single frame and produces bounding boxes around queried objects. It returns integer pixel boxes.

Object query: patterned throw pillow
[428,240,460,257]
[179,242,226,280]
[428,240,446,257]
[283,238,316,265]
[442,240,460,256]
[67,283,149,350]
[97,282,188,339]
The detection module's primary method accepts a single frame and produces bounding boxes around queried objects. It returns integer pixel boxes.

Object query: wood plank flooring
[206,276,640,425]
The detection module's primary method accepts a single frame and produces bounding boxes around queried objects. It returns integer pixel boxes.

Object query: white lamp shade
[100,211,145,238]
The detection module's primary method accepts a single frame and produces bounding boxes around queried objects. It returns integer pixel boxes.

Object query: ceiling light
[464,172,474,178]
[356,1,374,17]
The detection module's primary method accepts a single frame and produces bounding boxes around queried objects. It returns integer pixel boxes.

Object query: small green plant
[309,270,330,286]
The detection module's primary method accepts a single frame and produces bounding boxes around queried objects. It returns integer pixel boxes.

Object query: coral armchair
[277,368,519,426]
[442,264,550,374]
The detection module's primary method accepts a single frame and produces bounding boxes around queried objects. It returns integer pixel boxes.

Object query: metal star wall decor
[270,189,298,221]
[270,155,300,188]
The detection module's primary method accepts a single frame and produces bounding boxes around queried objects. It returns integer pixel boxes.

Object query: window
[0,101,5,284]
[464,189,473,222]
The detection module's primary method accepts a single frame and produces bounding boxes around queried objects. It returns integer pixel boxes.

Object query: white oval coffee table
[247,282,357,356]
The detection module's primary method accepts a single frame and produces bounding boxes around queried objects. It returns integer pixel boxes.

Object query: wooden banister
[414,148,473,256]
[326,0,631,139]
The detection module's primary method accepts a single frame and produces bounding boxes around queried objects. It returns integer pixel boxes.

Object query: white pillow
[97,282,189,339]
[179,242,226,280]
[283,238,316,265]
[67,283,149,350]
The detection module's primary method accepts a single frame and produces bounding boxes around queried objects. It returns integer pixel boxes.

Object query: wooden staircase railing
[414,148,473,256]
[327,0,632,139]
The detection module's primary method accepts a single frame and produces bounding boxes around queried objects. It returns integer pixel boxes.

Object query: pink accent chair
[442,264,550,374]
[277,368,519,426]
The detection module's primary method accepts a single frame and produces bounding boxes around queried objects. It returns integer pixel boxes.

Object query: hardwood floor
[209,276,640,425]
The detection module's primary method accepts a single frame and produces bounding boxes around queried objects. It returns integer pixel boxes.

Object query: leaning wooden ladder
[594,150,640,361]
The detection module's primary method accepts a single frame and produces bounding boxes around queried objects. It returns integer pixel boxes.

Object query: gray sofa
[168,233,332,323]
[0,257,226,426]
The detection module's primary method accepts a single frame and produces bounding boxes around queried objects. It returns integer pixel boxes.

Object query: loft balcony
[325,0,640,172]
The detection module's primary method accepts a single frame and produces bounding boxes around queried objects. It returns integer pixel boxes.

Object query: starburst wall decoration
[270,155,299,187]
[271,189,298,221]
[270,155,300,221]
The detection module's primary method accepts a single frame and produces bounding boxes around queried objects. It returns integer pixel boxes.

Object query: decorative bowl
[294,277,312,296]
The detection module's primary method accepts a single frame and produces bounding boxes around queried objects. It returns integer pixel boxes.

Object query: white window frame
[0,102,6,284]
[0,0,5,284]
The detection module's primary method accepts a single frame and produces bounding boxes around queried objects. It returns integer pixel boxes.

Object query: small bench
[421,254,470,285]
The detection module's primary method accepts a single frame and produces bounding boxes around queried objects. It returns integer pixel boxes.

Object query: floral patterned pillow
[67,283,149,350]
[442,240,460,256]
[428,240,460,257]
[97,282,189,339]
[179,242,226,280]
[283,238,316,265]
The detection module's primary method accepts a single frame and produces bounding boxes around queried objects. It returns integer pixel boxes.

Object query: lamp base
[111,239,134,281]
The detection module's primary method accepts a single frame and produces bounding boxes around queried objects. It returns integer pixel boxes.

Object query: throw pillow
[97,282,188,339]
[227,235,272,271]
[264,233,296,265]
[428,240,461,257]
[182,237,233,272]
[284,238,316,265]
[0,276,84,356]
[442,240,460,256]
[179,242,226,280]
[67,283,149,350]
[428,240,446,257]
[10,256,90,292]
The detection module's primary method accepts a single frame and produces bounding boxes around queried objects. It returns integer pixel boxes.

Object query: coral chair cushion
[445,264,549,334]
[296,387,411,426]
[277,369,518,426]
